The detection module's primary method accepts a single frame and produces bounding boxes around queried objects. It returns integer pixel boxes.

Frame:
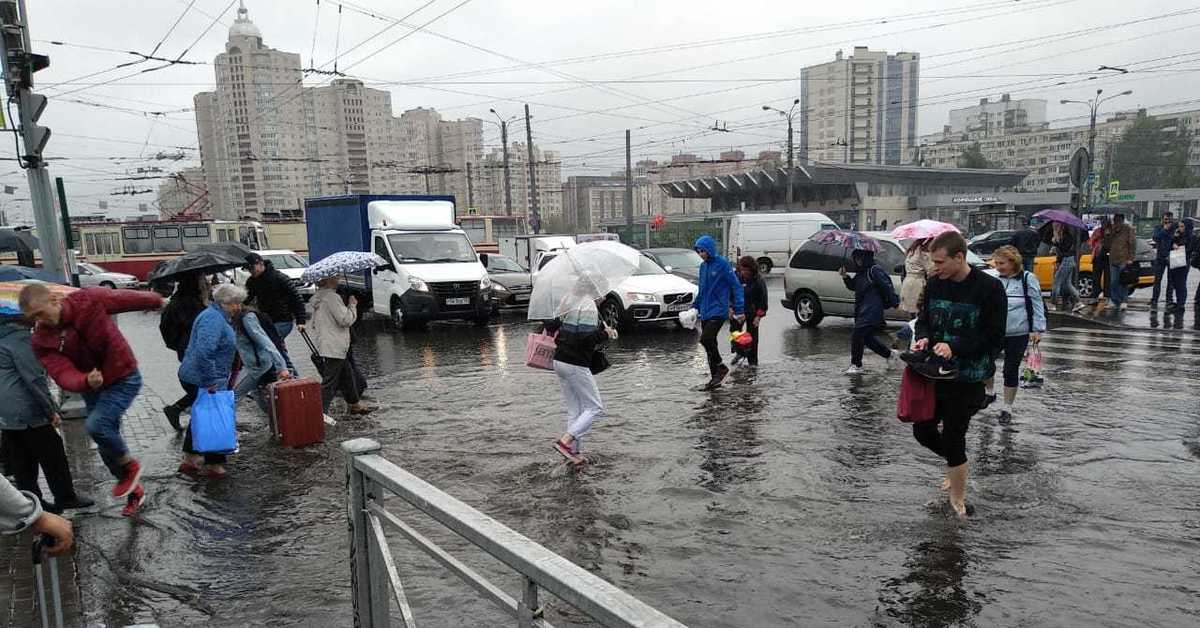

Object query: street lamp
[487,108,519,217]
[763,98,801,205]
[1060,88,1133,211]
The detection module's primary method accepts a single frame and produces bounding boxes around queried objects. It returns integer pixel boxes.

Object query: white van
[728,212,838,274]
[499,235,577,272]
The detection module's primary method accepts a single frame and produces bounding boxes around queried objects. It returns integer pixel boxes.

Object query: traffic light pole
[1,0,67,281]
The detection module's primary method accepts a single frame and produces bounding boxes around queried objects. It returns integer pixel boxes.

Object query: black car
[967,230,1018,256]
[479,253,532,311]
[641,247,702,283]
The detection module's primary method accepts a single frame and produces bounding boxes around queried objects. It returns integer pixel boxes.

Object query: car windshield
[651,250,701,271]
[387,233,478,264]
[487,255,525,273]
[968,231,995,243]
[265,254,307,269]
[634,256,667,276]
[79,263,106,274]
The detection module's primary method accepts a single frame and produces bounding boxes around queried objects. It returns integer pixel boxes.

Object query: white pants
[553,360,603,454]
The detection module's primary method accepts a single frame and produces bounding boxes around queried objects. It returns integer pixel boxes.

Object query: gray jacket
[309,288,356,359]
[0,318,58,430]
[0,474,41,535]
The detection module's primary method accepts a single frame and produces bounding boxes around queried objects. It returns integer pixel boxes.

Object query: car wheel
[792,290,824,327]
[601,296,630,331]
[757,258,773,275]
[1076,272,1096,299]
[390,297,406,330]
[100,281,116,289]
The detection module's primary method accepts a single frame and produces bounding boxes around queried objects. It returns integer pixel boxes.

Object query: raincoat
[691,235,744,321]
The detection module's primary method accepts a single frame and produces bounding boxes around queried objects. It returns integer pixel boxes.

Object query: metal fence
[343,438,688,628]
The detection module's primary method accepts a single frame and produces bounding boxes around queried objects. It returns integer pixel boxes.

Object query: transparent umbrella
[527,241,642,321]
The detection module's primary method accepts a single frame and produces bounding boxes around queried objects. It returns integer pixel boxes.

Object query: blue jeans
[274,321,299,376]
[1169,266,1189,308]
[233,358,274,412]
[82,370,142,479]
[1109,263,1130,305]
[1052,257,1079,302]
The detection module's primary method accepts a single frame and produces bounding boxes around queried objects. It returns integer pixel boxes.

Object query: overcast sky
[4,0,1197,221]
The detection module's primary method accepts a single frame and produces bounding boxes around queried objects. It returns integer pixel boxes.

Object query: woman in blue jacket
[178,284,240,477]
[840,249,900,375]
[986,246,1047,421]
[690,235,744,390]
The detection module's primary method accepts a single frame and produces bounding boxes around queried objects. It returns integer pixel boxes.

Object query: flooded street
[78,276,1200,627]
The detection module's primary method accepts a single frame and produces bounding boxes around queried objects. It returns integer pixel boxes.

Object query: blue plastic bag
[192,389,237,454]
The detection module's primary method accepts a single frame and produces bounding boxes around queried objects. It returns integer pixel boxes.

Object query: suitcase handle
[299,329,326,368]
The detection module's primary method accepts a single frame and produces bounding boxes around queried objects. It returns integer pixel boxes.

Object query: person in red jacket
[19,284,165,517]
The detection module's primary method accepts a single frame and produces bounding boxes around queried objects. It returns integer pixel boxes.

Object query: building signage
[951,196,1002,204]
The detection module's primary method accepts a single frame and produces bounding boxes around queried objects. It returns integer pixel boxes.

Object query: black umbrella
[0,230,37,267]
[148,248,246,283]
[198,242,254,262]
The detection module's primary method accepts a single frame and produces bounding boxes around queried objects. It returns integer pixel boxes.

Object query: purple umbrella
[813,229,881,252]
[1034,209,1087,230]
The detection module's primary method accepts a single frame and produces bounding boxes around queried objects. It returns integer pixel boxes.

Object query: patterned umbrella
[813,229,881,252]
[890,219,959,241]
[301,251,387,284]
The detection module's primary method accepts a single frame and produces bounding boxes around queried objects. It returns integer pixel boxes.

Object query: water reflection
[877,525,981,627]
[689,381,767,492]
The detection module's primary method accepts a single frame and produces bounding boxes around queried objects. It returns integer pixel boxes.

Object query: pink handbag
[525,332,557,370]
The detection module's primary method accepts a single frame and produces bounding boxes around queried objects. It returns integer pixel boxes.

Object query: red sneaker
[177,460,201,475]
[121,485,145,517]
[112,460,143,498]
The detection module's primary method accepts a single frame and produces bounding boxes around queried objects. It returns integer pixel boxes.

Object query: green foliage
[956,142,992,169]
[1109,115,1195,189]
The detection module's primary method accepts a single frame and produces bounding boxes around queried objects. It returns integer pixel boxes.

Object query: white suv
[600,255,698,330]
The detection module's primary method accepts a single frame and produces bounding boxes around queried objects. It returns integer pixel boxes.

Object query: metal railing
[342,438,688,628]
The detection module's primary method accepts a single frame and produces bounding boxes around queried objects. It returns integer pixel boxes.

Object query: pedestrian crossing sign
[1108,181,1119,200]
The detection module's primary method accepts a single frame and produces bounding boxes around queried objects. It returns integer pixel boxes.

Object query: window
[876,242,906,275]
[152,226,182,252]
[122,227,152,254]
[372,236,389,260]
[182,224,211,251]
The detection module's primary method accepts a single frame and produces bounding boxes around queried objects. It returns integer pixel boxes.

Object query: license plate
[665,303,690,313]
[445,297,471,306]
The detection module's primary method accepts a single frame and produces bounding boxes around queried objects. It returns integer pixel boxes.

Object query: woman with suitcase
[310,277,372,416]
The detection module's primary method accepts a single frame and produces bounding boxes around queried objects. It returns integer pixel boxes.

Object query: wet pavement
[11,276,1200,626]
[1058,272,1200,333]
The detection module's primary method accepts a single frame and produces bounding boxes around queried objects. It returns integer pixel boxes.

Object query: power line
[149,0,199,58]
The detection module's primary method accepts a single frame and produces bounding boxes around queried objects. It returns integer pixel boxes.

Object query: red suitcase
[266,378,325,448]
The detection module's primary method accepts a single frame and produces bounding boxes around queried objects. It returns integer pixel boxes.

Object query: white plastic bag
[1169,247,1187,269]
[678,308,698,330]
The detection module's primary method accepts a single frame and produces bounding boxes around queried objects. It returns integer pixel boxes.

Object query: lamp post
[487,109,518,217]
[763,99,800,206]
[1061,88,1132,211]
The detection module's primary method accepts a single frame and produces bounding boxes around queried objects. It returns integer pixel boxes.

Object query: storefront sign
[951,196,1002,204]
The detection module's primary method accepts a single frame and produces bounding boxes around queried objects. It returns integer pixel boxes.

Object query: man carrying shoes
[908,231,1006,518]
[20,284,165,517]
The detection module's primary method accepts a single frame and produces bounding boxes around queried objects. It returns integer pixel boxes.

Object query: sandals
[553,441,584,465]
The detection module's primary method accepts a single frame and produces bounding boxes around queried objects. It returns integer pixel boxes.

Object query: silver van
[781,233,985,327]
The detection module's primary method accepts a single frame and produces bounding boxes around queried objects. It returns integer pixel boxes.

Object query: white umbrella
[527,241,642,321]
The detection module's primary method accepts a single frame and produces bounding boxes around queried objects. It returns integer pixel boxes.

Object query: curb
[1046,309,1200,336]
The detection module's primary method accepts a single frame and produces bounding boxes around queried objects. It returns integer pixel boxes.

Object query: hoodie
[691,235,744,321]
[841,251,897,328]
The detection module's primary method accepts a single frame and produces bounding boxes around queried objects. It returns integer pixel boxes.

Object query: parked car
[782,233,987,327]
[479,253,532,311]
[967,230,1018,257]
[641,247,702,282]
[76,262,139,289]
[600,254,698,330]
[728,212,838,274]
[1027,237,1155,298]
[232,249,315,299]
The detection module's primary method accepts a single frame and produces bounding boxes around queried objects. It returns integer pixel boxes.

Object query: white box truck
[728,212,839,274]
[499,235,577,272]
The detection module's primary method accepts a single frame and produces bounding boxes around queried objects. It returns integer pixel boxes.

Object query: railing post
[517,576,539,628]
[344,438,385,628]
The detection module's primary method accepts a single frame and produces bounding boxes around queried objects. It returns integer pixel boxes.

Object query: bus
[457,215,527,254]
[262,220,309,254]
[72,219,269,280]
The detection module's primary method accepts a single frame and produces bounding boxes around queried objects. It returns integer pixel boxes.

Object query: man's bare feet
[947,463,969,518]
[939,477,951,491]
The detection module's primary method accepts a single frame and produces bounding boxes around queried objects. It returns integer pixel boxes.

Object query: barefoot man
[911,231,1005,517]
[20,284,165,517]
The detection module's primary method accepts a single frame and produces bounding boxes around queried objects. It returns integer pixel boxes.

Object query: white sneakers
[843,365,865,375]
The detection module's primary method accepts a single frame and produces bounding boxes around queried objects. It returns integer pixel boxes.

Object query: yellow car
[1027,239,1155,298]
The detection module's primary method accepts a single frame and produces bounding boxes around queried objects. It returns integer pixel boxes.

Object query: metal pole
[1085,104,1097,212]
[624,129,633,227]
[54,177,78,287]
[524,104,540,233]
[466,161,474,210]
[786,116,795,207]
[343,438,385,628]
[500,122,513,217]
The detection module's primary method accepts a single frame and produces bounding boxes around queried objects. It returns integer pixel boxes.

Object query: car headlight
[492,282,509,293]
[409,276,430,292]
[480,277,492,291]
[626,292,656,303]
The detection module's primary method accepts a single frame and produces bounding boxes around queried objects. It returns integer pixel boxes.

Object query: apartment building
[799,47,920,165]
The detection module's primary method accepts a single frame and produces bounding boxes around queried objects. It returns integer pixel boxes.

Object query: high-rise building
[799,47,919,165]
[392,108,483,202]
[947,94,1047,139]
[307,79,398,196]
[478,142,563,224]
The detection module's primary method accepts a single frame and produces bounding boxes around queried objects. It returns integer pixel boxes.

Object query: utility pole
[524,104,540,234]
[0,0,64,281]
[489,109,514,217]
[466,161,474,210]
[624,129,633,227]
[763,99,800,207]
[1062,88,1131,212]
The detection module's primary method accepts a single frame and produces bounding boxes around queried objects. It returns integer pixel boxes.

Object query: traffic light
[1069,192,1081,211]
[19,91,47,159]
[0,0,51,164]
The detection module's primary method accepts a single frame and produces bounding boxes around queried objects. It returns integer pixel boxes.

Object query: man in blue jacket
[1151,212,1178,308]
[691,235,745,389]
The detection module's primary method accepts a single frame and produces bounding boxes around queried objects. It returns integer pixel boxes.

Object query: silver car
[77,262,140,289]
[781,234,985,327]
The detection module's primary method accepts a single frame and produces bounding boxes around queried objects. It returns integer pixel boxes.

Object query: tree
[1108,114,1195,189]
[956,142,992,169]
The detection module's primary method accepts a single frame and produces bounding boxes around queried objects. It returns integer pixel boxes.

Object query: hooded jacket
[244,260,307,325]
[0,317,58,431]
[31,288,163,393]
[842,251,897,328]
[691,235,744,321]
